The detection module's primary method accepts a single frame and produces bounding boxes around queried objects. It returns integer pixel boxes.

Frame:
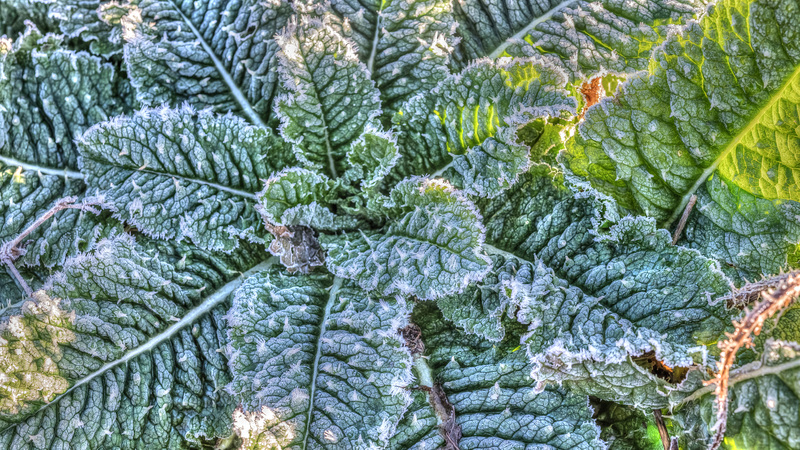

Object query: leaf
[50,0,141,57]
[0,235,273,447]
[225,269,412,449]
[511,253,693,409]
[0,25,133,171]
[342,126,401,190]
[0,26,132,296]
[392,58,575,197]
[439,243,701,409]
[480,167,734,348]
[392,302,605,449]
[593,401,663,450]
[453,0,702,79]
[433,253,517,342]
[564,0,800,279]
[79,106,295,251]
[274,12,382,178]
[671,339,800,450]
[0,0,56,38]
[330,0,459,111]
[259,167,360,231]
[321,177,491,300]
[124,0,292,128]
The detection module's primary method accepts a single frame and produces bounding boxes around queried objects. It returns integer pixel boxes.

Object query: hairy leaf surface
[480,167,734,347]
[330,0,458,111]
[0,26,132,296]
[125,0,292,128]
[259,167,361,231]
[0,235,270,448]
[50,0,141,57]
[454,0,702,79]
[0,26,132,171]
[393,302,604,449]
[321,177,491,300]
[225,269,411,449]
[275,12,382,178]
[79,106,294,251]
[565,0,800,279]
[392,58,575,197]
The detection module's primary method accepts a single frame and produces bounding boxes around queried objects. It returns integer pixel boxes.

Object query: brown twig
[705,272,800,450]
[653,409,670,450]
[0,197,106,296]
[672,194,697,245]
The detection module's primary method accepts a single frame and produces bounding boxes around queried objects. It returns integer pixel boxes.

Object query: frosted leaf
[329,0,459,111]
[0,235,272,447]
[226,270,411,449]
[392,58,575,197]
[454,0,702,80]
[565,0,800,280]
[391,303,604,449]
[79,106,295,251]
[321,177,491,300]
[125,0,292,127]
[274,12,382,178]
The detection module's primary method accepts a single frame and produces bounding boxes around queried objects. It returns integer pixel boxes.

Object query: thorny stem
[671,194,696,245]
[0,197,106,296]
[718,270,800,308]
[705,272,800,450]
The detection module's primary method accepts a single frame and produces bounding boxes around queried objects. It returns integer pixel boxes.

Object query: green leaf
[342,126,400,190]
[0,26,132,296]
[392,58,575,198]
[593,401,663,450]
[124,0,292,128]
[433,253,517,342]
[79,106,295,251]
[0,235,272,447]
[512,253,692,409]
[671,339,800,450]
[274,12,382,179]
[564,0,800,279]
[330,0,459,111]
[321,177,491,300]
[0,25,133,171]
[0,0,56,38]
[225,270,411,449]
[440,245,699,409]
[50,0,141,57]
[259,167,361,231]
[480,167,734,349]
[393,302,604,449]
[454,0,702,79]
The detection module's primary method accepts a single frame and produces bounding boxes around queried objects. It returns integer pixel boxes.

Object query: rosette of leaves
[2,0,800,449]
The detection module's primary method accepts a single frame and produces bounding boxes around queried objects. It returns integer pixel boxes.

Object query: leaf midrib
[487,0,575,59]
[87,158,258,199]
[168,1,268,130]
[677,357,800,408]
[294,32,339,179]
[663,63,800,227]
[0,258,276,435]
[301,276,344,449]
[366,0,388,74]
[0,155,83,179]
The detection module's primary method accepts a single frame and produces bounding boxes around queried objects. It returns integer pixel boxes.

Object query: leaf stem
[671,194,696,245]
